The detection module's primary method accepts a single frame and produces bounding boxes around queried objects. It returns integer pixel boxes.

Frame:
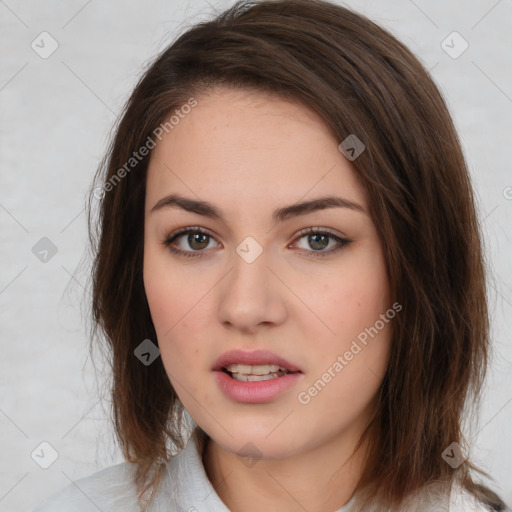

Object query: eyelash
[161,226,352,259]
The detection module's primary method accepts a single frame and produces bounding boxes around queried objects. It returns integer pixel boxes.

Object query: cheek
[143,250,214,382]
[144,265,204,401]
[143,253,189,357]
[305,252,390,341]
[301,285,393,426]
[144,246,197,335]
[300,244,392,398]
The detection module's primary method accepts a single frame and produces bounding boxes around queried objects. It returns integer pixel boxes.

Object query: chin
[205,425,303,460]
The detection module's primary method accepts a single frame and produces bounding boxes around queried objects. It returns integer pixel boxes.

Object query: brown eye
[305,233,330,251]
[186,232,210,250]
[162,227,219,258]
[162,226,352,260]
[293,228,353,259]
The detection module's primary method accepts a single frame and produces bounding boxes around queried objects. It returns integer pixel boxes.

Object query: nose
[216,247,287,334]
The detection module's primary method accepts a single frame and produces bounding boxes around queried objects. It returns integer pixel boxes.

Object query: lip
[212,349,303,404]
[212,349,302,372]
[214,370,303,404]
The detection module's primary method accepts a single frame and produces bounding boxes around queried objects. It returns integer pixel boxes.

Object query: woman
[34,0,510,510]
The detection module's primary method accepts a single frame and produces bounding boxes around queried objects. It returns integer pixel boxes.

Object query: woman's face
[143,87,394,459]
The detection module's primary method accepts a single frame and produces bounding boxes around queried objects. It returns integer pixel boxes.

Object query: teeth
[224,363,286,375]
[231,372,281,382]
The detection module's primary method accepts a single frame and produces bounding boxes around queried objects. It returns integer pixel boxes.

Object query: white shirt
[32,433,492,511]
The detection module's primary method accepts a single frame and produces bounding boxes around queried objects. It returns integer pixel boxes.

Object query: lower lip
[214,370,303,404]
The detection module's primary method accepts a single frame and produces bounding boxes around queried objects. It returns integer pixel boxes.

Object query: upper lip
[212,349,302,373]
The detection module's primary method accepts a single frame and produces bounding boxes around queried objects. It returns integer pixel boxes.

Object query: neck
[200,423,372,512]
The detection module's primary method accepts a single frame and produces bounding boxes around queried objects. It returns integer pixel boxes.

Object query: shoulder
[32,462,142,512]
[395,479,505,512]
[449,481,509,512]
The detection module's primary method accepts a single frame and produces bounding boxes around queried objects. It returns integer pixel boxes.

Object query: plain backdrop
[1,0,511,510]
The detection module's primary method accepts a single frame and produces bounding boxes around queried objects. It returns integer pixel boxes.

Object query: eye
[162,226,218,258]
[291,227,352,259]
[161,226,352,259]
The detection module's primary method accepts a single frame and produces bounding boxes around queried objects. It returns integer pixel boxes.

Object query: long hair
[86,0,508,509]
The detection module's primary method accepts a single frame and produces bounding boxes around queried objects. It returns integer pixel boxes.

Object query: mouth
[212,349,303,381]
[213,352,304,403]
[221,363,300,382]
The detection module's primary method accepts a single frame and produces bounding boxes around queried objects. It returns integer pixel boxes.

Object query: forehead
[145,87,367,215]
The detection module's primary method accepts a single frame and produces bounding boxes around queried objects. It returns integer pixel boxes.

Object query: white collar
[148,432,230,511]
[149,431,354,511]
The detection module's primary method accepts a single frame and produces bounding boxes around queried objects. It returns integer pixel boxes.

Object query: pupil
[189,233,209,250]
[309,234,328,250]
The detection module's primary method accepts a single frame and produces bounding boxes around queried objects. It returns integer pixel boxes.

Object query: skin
[143,86,394,512]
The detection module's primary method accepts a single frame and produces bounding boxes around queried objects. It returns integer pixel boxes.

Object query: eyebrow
[150,193,366,223]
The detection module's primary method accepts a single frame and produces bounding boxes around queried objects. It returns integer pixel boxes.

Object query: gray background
[1,0,511,510]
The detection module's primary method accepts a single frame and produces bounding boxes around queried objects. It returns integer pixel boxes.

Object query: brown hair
[85,0,508,509]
